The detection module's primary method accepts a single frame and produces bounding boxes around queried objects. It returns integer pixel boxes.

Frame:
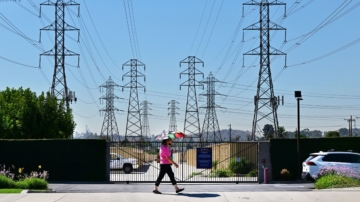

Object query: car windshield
[304,155,318,162]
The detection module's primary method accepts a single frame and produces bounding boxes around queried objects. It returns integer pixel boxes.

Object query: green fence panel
[0,139,107,182]
[270,137,360,180]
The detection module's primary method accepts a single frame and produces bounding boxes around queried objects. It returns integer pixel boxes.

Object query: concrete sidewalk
[48,182,315,193]
[1,192,360,202]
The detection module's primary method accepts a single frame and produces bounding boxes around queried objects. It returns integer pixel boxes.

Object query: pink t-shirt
[159,145,172,164]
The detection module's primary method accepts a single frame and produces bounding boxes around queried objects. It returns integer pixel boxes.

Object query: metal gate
[110,141,258,183]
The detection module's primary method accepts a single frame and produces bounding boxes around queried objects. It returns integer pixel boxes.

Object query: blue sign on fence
[196,148,212,169]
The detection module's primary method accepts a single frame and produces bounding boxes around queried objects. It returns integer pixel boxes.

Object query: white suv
[302,150,360,181]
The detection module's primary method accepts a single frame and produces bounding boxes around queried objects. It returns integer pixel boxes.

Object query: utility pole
[122,59,145,141]
[179,56,204,142]
[243,0,287,140]
[99,76,122,141]
[295,91,303,180]
[168,100,180,132]
[200,72,223,142]
[229,124,232,142]
[140,100,152,139]
[39,0,80,110]
[344,115,355,137]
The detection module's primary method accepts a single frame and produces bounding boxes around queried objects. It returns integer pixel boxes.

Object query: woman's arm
[165,156,178,168]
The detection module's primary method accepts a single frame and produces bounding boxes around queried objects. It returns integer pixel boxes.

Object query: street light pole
[295,91,303,180]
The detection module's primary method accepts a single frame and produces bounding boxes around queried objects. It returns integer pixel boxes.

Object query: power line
[201,0,224,58]
[122,0,135,58]
[0,55,38,68]
[195,0,216,56]
[82,0,120,69]
[188,0,208,55]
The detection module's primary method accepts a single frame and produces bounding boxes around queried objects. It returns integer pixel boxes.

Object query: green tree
[262,124,274,140]
[325,131,340,138]
[339,128,349,136]
[278,126,288,138]
[0,87,75,139]
[293,131,307,139]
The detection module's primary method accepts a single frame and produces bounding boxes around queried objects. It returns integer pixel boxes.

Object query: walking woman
[153,136,184,194]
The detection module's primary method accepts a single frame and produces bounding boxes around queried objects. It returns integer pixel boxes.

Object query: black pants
[155,164,177,186]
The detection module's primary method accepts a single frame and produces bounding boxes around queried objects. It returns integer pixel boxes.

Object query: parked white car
[302,150,360,181]
[110,153,139,173]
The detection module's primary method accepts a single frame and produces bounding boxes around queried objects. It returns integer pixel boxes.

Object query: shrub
[14,180,28,189]
[14,178,48,190]
[0,175,15,188]
[246,169,258,177]
[208,169,232,177]
[23,178,48,189]
[212,160,219,171]
[188,172,202,178]
[314,175,360,189]
[280,168,292,180]
[313,166,360,180]
[228,157,252,174]
[0,165,49,189]
[0,164,14,180]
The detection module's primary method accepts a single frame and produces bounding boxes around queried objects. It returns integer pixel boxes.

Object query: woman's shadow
[175,193,221,198]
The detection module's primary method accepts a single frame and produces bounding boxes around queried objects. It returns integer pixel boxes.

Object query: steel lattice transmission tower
[39,0,80,110]
[200,72,223,142]
[179,56,204,141]
[99,76,122,141]
[243,0,287,140]
[140,100,152,138]
[168,100,180,132]
[122,59,145,140]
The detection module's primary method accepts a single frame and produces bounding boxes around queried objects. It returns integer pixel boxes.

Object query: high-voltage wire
[243,0,287,140]
[122,59,145,141]
[39,0,80,110]
[99,76,122,141]
[200,72,223,142]
[168,100,180,132]
[180,56,204,142]
[141,100,152,138]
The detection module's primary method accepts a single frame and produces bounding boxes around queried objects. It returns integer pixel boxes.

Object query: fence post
[106,141,111,182]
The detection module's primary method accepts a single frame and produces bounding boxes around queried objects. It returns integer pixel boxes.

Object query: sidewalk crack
[223,192,230,202]
[54,193,68,202]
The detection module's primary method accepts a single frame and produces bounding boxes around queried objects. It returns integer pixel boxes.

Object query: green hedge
[0,139,107,182]
[270,137,360,180]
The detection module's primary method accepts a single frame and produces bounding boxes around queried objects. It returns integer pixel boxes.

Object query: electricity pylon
[99,76,121,141]
[243,0,287,140]
[39,0,80,110]
[179,56,204,141]
[168,100,180,132]
[200,72,223,142]
[141,100,152,138]
[122,59,145,140]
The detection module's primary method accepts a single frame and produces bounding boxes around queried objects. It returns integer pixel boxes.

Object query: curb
[21,189,56,193]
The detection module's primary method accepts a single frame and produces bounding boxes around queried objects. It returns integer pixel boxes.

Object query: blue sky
[1,0,360,137]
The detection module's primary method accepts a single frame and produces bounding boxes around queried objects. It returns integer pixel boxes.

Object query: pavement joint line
[20,190,28,194]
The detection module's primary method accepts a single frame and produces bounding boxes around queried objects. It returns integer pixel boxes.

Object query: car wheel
[123,164,133,174]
